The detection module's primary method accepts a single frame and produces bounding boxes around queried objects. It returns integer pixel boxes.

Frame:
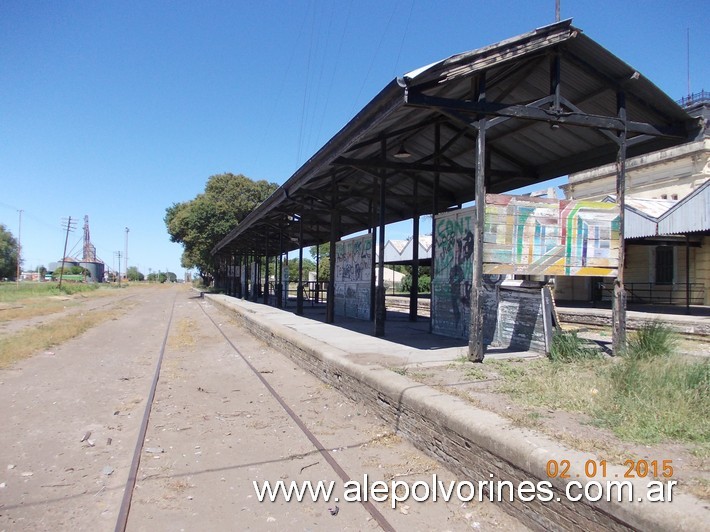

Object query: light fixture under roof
[393,144,411,159]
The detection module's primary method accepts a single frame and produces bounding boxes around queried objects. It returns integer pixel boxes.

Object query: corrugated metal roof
[658,180,710,235]
[214,20,699,258]
[605,183,710,238]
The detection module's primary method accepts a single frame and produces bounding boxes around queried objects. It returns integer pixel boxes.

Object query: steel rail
[198,301,396,532]
[114,291,178,532]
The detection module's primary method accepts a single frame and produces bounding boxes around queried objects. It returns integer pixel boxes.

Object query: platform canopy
[213,19,700,258]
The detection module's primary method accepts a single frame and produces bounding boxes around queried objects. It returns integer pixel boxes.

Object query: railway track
[113,292,396,532]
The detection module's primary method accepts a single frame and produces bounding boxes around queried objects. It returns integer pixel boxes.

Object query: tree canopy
[165,173,278,284]
[0,224,19,279]
[126,266,144,282]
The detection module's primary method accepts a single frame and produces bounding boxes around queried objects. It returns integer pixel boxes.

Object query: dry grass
[366,431,402,448]
[687,478,710,500]
[0,289,116,323]
[0,302,131,368]
[167,318,198,350]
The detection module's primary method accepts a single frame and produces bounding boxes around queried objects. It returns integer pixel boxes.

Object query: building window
[655,246,674,285]
[671,194,678,200]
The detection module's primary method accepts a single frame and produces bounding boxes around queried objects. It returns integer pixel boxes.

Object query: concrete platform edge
[206,293,708,531]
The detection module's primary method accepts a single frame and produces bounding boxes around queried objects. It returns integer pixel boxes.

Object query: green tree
[0,224,19,279]
[165,173,277,285]
[286,257,316,282]
[401,272,432,293]
[126,266,145,281]
[308,243,330,281]
[52,265,89,278]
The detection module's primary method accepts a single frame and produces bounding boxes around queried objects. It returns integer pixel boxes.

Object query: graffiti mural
[484,194,619,277]
[432,195,618,341]
[431,207,477,338]
[334,234,373,320]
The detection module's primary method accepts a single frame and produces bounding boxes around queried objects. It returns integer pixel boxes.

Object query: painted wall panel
[484,194,620,277]
[334,234,373,320]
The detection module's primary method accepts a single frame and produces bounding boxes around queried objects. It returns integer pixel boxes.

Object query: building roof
[605,180,710,238]
[381,235,433,264]
[214,20,700,258]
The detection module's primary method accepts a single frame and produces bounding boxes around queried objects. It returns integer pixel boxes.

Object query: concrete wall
[334,234,373,319]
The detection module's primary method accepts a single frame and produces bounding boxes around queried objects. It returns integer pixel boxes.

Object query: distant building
[557,91,710,306]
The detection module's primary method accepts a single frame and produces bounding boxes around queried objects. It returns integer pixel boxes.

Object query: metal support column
[612,91,628,355]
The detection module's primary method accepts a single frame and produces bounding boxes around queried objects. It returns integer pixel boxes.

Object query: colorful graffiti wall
[484,194,620,277]
[432,195,619,342]
[334,234,373,320]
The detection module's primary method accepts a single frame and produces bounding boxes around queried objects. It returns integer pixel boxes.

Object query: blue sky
[1,1,707,275]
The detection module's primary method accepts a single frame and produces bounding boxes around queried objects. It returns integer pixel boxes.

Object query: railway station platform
[203,291,709,531]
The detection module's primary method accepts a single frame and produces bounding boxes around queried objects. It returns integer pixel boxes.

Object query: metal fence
[599,282,705,305]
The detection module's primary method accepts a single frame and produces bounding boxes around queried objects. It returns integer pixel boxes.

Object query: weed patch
[625,320,677,360]
[549,330,600,362]
[595,356,710,443]
[494,358,608,412]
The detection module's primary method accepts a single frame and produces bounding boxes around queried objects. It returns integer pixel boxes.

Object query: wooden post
[326,176,338,323]
[686,233,691,315]
[315,220,320,304]
[430,124,440,334]
[370,199,376,321]
[468,75,487,363]
[243,253,249,300]
[612,90,627,355]
[410,176,419,321]
[375,140,387,337]
[276,230,283,308]
[296,216,304,315]
[264,235,270,306]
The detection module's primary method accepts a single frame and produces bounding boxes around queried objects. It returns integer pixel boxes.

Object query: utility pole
[115,251,122,287]
[59,217,76,289]
[555,0,560,22]
[16,209,23,286]
[124,227,129,279]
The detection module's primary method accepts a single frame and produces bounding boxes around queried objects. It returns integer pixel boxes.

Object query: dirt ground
[0,285,526,531]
